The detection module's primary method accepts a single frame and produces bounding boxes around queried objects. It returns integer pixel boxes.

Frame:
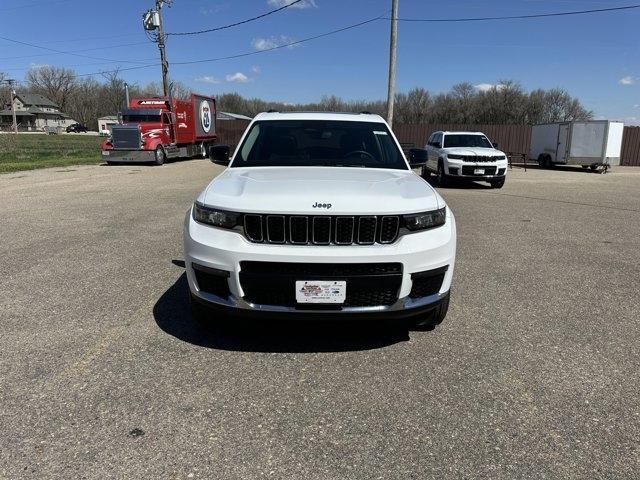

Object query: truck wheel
[413,291,450,330]
[154,146,165,166]
[490,178,505,189]
[435,162,448,187]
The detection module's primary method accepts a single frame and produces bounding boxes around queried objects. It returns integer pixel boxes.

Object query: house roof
[98,116,119,121]
[16,93,59,108]
[0,109,33,116]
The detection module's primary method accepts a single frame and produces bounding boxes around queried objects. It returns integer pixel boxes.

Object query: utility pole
[3,79,18,134]
[143,0,172,97]
[386,0,399,127]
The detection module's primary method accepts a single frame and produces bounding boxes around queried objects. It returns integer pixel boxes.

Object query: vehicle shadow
[153,273,412,353]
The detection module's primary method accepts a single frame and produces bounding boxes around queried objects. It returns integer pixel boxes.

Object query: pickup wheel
[412,291,450,331]
[154,146,166,166]
[421,165,430,178]
[435,162,448,187]
[490,178,505,189]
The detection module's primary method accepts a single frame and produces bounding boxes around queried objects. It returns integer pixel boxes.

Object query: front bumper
[101,149,156,163]
[445,159,508,179]
[183,208,456,316]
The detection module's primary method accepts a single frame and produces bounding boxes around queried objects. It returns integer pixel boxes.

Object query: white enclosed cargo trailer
[529,120,624,170]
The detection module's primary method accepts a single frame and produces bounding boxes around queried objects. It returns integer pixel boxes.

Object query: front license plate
[101,150,110,156]
[474,168,484,175]
[296,280,346,304]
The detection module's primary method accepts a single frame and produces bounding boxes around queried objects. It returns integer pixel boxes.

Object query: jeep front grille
[243,214,400,245]
[457,155,505,162]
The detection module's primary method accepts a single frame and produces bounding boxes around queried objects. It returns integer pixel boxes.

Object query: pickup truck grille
[243,214,400,245]
[111,125,141,149]
[239,261,402,307]
[457,155,506,162]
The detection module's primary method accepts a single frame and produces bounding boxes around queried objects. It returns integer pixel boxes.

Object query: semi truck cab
[101,94,217,165]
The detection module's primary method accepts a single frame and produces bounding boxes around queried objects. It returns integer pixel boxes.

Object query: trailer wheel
[154,146,165,166]
[537,154,546,168]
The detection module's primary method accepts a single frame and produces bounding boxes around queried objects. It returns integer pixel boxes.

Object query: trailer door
[556,123,570,163]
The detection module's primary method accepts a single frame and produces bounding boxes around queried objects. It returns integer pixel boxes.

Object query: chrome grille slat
[242,214,399,246]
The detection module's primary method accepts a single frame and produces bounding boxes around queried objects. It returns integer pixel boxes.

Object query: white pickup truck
[421,130,508,188]
[183,112,457,328]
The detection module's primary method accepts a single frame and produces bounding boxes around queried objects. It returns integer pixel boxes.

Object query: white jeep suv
[422,131,508,188]
[183,112,456,328]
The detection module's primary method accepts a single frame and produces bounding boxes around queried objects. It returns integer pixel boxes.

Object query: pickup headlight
[447,154,464,160]
[193,202,240,229]
[403,207,446,231]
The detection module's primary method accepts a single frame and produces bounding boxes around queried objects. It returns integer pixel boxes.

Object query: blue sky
[1,0,638,123]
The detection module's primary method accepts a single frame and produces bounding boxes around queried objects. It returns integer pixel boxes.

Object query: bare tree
[26,66,76,111]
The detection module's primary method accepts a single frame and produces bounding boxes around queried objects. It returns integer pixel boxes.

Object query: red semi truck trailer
[101,94,217,165]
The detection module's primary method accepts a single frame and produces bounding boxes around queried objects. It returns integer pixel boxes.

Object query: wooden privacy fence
[216,120,640,166]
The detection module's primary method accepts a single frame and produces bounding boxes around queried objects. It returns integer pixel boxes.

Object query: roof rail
[359,111,372,114]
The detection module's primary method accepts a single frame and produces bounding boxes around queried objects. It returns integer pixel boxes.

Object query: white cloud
[251,65,262,74]
[194,75,221,84]
[473,83,505,92]
[268,0,316,8]
[226,72,250,83]
[199,4,227,16]
[634,104,640,108]
[251,35,296,51]
[619,76,635,85]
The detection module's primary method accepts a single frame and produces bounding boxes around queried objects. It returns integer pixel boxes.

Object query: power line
[391,4,640,23]
[63,14,385,78]
[166,0,306,36]
[0,35,153,65]
[171,14,385,66]
[0,41,152,61]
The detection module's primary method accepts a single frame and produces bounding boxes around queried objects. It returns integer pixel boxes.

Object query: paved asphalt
[1,161,639,479]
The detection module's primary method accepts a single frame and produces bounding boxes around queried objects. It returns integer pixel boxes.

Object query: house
[0,93,76,131]
[98,116,119,135]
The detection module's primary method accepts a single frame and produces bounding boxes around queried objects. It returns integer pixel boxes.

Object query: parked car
[184,112,457,329]
[421,131,508,188]
[66,123,88,133]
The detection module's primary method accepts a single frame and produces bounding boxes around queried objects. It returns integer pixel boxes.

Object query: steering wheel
[343,150,375,160]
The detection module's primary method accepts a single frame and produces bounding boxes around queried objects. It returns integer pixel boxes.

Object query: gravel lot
[1,161,639,479]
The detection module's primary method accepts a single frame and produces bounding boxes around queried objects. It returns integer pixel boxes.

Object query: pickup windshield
[232,120,408,169]
[443,134,493,149]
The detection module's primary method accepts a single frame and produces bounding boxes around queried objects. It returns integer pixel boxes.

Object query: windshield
[231,120,408,169]
[443,134,493,148]
[123,114,161,123]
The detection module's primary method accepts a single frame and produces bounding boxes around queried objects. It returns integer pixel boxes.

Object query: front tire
[154,145,166,166]
[413,292,450,330]
[435,162,448,187]
[490,178,505,189]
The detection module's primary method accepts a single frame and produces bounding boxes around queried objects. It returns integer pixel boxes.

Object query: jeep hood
[198,167,442,214]
[444,147,505,156]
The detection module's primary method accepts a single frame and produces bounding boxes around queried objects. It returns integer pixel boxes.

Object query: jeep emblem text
[312,202,332,209]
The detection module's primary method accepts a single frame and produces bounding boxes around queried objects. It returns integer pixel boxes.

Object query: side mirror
[434,142,442,149]
[210,144,230,166]
[408,148,428,168]
[493,142,499,149]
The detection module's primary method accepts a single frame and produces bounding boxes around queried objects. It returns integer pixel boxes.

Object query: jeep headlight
[193,202,240,229]
[447,154,464,160]
[403,207,446,231]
